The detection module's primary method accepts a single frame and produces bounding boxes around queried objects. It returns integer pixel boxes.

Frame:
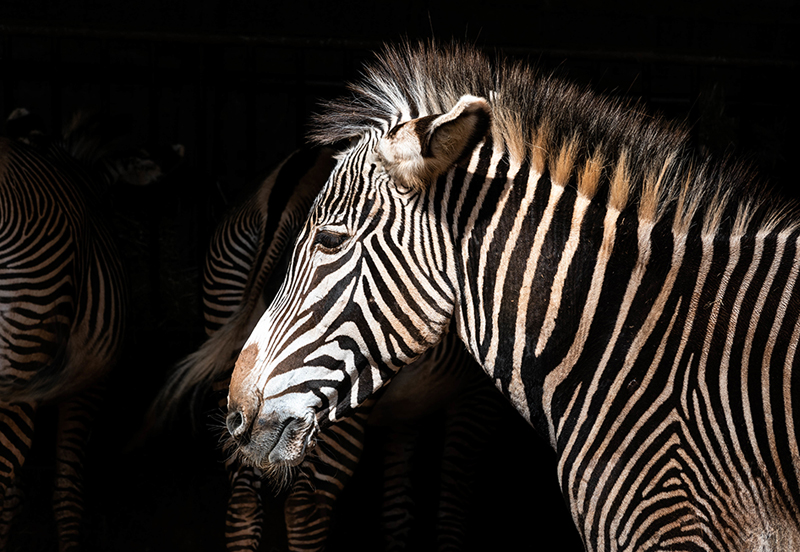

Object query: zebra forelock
[310,40,796,240]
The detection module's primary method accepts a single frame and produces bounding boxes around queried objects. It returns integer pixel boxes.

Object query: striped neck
[436,140,800,447]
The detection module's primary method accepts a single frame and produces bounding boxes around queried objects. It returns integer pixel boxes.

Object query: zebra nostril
[226,409,247,439]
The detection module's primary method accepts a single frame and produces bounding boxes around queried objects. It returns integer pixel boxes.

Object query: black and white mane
[311,40,794,238]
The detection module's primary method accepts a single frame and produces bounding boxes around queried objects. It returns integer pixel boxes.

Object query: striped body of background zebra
[150,145,505,551]
[225,41,800,551]
[0,108,168,549]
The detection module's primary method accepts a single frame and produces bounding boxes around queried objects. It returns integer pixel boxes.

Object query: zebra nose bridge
[227,342,265,439]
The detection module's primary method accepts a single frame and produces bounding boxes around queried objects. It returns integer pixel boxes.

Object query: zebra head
[226,94,491,474]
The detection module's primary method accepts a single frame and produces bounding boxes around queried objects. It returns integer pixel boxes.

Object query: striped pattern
[372,341,506,552]
[227,42,800,551]
[0,139,125,401]
[0,130,127,550]
[53,386,105,546]
[152,146,363,552]
[0,402,34,545]
[201,148,332,338]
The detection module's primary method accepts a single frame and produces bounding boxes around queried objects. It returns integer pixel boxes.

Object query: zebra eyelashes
[312,228,350,252]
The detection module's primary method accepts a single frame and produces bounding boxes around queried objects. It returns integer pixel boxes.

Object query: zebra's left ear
[378,94,491,190]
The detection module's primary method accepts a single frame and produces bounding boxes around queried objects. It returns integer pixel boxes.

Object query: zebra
[0,108,169,549]
[150,144,505,551]
[224,40,800,552]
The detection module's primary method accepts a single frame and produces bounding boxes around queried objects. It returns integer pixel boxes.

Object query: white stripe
[460,146,505,355]
[536,194,591,355]
[484,165,541,376]
[691,235,750,525]
[451,147,483,354]
[740,232,784,500]
[784,272,800,495]
[509,182,564,421]
[475,151,520,347]
[761,231,800,515]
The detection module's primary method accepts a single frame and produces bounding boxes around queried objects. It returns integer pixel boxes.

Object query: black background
[1,1,798,551]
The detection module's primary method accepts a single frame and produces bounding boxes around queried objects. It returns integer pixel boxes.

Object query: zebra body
[226,42,800,551]
[0,135,122,550]
[0,109,165,549]
[0,138,124,403]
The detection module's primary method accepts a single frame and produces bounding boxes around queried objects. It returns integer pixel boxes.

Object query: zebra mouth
[230,409,318,471]
[264,411,318,467]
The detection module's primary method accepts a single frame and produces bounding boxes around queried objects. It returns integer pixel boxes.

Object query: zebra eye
[312,229,349,252]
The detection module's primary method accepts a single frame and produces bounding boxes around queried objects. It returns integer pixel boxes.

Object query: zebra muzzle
[227,405,317,468]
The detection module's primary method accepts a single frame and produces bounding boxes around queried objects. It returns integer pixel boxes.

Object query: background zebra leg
[285,409,370,552]
[214,377,264,552]
[380,424,420,552]
[0,401,36,549]
[53,384,104,551]
[224,461,263,551]
[436,384,505,551]
[283,469,329,552]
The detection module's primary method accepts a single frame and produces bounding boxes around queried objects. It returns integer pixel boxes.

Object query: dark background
[1,1,798,551]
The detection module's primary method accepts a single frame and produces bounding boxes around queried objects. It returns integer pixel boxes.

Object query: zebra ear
[378,95,491,190]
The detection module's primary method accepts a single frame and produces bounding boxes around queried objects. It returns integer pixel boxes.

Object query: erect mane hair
[310,40,797,237]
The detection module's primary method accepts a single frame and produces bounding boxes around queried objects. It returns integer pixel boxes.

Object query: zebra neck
[440,144,800,448]
[540,216,800,450]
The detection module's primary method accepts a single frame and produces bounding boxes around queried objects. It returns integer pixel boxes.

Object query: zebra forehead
[320,149,387,208]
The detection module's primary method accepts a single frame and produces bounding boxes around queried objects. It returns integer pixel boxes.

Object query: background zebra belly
[0,261,76,401]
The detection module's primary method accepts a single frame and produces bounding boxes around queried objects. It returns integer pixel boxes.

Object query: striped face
[225,133,451,470]
[227,96,490,470]
[225,95,491,471]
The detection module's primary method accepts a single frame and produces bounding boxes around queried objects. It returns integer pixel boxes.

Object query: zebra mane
[310,40,795,237]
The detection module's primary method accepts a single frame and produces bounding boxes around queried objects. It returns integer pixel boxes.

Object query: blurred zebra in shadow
[1,108,175,550]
